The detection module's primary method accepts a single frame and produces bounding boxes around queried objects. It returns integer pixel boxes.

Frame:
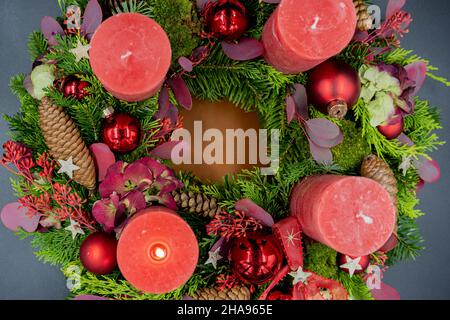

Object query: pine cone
[173,190,221,218]
[353,0,373,31]
[39,97,96,191]
[361,154,398,208]
[191,286,251,300]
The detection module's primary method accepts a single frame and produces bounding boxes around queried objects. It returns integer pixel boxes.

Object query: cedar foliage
[4,0,448,300]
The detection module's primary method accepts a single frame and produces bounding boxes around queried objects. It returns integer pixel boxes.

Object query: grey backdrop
[0,0,449,300]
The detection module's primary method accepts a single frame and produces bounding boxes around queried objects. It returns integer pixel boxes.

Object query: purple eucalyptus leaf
[262,0,281,3]
[310,129,344,148]
[397,133,415,146]
[81,0,103,37]
[353,30,369,42]
[150,141,188,160]
[166,104,179,126]
[414,157,441,184]
[386,0,406,20]
[221,38,265,61]
[183,295,195,300]
[178,56,194,72]
[305,118,341,141]
[192,46,209,61]
[23,75,37,99]
[210,237,230,262]
[197,0,213,11]
[235,198,274,227]
[1,202,41,232]
[285,95,296,124]
[167,77,192,110]
[404,62,427,96]
[309,139,333,165]
[292,83,309,120]
[156,86,170,119]
[41,16,64,46]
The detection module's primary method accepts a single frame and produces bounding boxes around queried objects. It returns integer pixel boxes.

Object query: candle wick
[311,16,320,30]
[356,211,373,225]
[121,51,132,60]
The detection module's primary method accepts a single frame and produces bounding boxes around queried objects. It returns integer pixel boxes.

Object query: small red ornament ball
[80,232,118,275]
[62,76,90,100]
[306,60,361,119]
[377,108,404,140]
[267,290,293,300]
[338,254,370,275]
[228,231,283,285]
[204,0,249,41]
[101,112,142,153]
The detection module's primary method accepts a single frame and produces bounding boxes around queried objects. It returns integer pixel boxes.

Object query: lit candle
[117,206,199,294]
[262,0,357,74]
[290,175,396,256]
[89,13,172,102]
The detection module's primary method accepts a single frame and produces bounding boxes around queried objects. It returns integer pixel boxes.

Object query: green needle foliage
[3,0,446,301]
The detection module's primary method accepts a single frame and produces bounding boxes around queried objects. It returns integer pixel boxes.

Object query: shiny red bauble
[101,112,142,153]
[228,231,283,285]
[267,290,293,300]
[62,76,90,100]
[80,232,118,275]
[377,108,404,140]
[203,0,249,41]
[337,254,370,275]
[306,60,361,119]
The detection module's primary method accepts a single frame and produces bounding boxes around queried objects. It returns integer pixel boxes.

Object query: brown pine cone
[173,190,221,218]
[353,0,373,31]
[361,154,398,208]
[191,286,251,300]
[39,97,96,191]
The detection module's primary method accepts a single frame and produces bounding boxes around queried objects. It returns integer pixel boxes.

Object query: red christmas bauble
[377,108,404,140]
[101,112,142,153]
[228,231,283,285]
[80,232,118,275]
[62,76,90,100]
[204,0,249,41]
[337,254,370,275]
[267,290,293,300]
[306,60,361,119]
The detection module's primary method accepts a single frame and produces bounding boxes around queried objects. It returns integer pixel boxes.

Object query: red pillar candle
[89,13,171,102]
[290,175,396,256]
[117,207,199,294]
[262,0,357,74]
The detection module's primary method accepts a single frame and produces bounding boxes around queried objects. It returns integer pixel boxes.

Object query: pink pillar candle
[262,0,357,74]
[290,175,396,256]
[89,13,172,102]
[117,207,199,294]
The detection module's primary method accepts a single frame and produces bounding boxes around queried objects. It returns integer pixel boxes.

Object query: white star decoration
[399,155,413,176]
[58,156,80,179]
[284,228,302,247]
[70,40,91,62]
[65,219,85,239]
[339,256,363,277]
[289,267,312,285]
[205,247,223,269]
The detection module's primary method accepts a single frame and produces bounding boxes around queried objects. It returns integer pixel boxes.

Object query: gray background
[0,0,449,300]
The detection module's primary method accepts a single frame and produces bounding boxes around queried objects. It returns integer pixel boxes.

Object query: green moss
[303,242,338,279]
[332,120,372,172]
[149,0,201,63]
